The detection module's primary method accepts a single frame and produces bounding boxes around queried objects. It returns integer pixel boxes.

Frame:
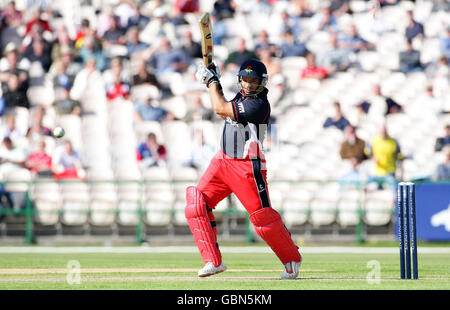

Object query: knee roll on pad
[185,186,222,266]
[249,207,301,265]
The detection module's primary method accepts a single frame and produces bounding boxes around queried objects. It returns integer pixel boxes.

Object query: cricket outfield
[0,245,449,290]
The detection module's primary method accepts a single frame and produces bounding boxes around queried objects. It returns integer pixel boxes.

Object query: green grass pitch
[0,247,449,290]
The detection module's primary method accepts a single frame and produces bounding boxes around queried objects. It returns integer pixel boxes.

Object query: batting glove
[196,63,221,88]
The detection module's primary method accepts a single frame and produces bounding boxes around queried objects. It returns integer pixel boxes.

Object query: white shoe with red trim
[198,262,227,277]
[281,260,302,280]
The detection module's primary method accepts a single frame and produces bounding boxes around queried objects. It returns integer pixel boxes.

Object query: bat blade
[199,12,214,67]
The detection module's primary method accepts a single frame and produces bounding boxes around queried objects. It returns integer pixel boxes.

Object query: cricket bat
[198,12,214,69]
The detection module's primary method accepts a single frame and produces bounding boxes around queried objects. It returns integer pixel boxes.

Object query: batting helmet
[237,59,269,95]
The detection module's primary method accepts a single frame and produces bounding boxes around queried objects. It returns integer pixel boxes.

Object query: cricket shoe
[281,259,302,280]
[198,262,227,277]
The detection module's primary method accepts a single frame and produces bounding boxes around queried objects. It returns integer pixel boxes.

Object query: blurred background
[0,0,448,245]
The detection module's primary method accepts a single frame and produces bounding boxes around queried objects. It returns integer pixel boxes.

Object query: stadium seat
[131,84,161,103]
[364,189,395,226]
[337,189,364,227]
[282,188,312,227]
[162,121,193,167]
[60,181,90,225]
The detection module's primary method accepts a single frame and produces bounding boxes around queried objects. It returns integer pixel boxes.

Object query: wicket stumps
[397,182,418,280]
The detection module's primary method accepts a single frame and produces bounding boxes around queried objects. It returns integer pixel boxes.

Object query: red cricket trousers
[197,150,271,213]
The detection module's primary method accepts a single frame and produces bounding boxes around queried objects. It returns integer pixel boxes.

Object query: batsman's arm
[208,82,234,120]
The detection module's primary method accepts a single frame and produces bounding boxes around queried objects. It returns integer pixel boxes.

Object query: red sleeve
[136,150,142,161]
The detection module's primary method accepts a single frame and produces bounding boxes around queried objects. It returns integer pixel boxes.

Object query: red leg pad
[185,186,222,266]
[249,207,301,265]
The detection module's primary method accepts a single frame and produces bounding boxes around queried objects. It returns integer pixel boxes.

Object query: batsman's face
[240,76,262,94]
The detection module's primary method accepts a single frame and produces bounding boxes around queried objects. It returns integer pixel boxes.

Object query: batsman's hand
[196,63,220,87]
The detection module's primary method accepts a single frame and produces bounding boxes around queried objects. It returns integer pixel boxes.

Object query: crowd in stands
[0,0,448,216]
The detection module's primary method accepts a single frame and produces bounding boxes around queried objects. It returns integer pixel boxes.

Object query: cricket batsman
[185,59,302,279]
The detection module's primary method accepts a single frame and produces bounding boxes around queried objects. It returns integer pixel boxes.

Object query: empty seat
[364,189,395,226]
[309,198,337,227]
[90,200,116,226]
[145,199,173,226]
[59,181,90,225]
[282,188,312,227]
[117,200,140,226]
[62,201,89,225]
[337,189,364,227]
[34,200,60,226]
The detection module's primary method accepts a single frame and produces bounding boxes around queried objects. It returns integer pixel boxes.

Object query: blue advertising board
[415,183,450,241]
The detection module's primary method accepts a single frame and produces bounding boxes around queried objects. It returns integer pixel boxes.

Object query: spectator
[184,130,216,173]
[75,18,96,49]
[277,10,302,40]
[23,37,52,73]
[338,157,366,190]
[365,124,404,190]
[433,146,450,181]
[292,0,314,18]
[0,137,27,178]
[126,26,150,60]
[310,5,338,32]
[330,0,352,16]
[373,84,403,116]
[181,30,202,60]
[435,124,450,152]
[104,57,131,101]
[212,0,236,20]
[211,13,227,46]
[255,30,278,58]
[102,15,127,48]
[26,105,52,145]
[0,43,30,101]
[1,72,30,112]
[139,8,176,46]
[134,96,170,123]
[0,114,23,142]
[127,4,150,31]
[301,52,328,81]
[0,0,23,52]
[432,0,450,12]
[259,48,281,77]
[405,10,424,43]
[23,8,52,42]
[53,87,82,116]
[224,37,257,72]
[279,29,308,58]
[340,124,368,164]
[378,0,399,7]
[148,37,190,76]
[132,60,161,89]
[398,40,422,74]
[52,140,86,180]
[439,26,450,62]
[364,84,402,118]
[25,139,53,177]
[268,74,295,114]
[50,24,74,63]
[337,24,374,53]
[323,101,350,131]
[47,46,82,91]
[174,0,200,13]
[70,57,105,102]
[316,31,354,73]
[78,36,106,71]
[137,132,167,168]
[182,95,215,123]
